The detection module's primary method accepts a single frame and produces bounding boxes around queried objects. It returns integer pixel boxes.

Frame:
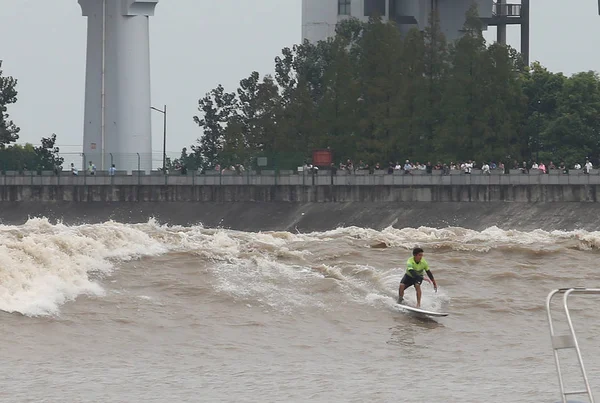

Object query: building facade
[302,0,494,44]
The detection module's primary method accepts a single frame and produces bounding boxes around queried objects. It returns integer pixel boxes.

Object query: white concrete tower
[78,0,158,173]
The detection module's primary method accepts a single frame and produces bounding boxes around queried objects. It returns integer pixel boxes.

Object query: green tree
[219,115,249,167]
[277,40,333,157]
[435,5,500,162]
[240,73,282,152]
[395,27,427,162]
[315,29,361,159]
[34,133,64,171]
[479,43,528,163]
[520,62,567,163]
[543,71,600,165]
[421,10,449,162]
[0,60,20,148]
[178,147,203,171]
[274,45,313,156]
[0,143,36,172]
[193,84,237,169]
[355,17,405,164]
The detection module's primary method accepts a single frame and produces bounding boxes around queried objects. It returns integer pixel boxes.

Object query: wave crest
[1,218,598,316]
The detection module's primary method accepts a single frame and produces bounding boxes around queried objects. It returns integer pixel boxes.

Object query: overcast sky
[1,0,599,162]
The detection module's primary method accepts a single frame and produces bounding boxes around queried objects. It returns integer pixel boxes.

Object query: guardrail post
[82,152,87,187]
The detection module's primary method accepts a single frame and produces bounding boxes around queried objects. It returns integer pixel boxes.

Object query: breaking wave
[1,218,598,317]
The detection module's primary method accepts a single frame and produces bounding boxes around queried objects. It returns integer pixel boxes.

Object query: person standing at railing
[462,160,473,174]
[442,163,450,175]
[584,159,593,174]
[538,162,546,174]
[403,160,412,175]
[520,161,528,174]
[559,162,567,174]
[109,164,116,176]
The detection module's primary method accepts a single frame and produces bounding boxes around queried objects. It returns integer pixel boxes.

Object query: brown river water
[0,218,599,402]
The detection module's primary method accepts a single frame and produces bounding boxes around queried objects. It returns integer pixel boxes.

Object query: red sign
[312,149,332,167]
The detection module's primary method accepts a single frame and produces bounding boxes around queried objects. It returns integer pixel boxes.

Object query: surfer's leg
[398,283,406,303]
[398,274,413,303]
[415,284,422,308]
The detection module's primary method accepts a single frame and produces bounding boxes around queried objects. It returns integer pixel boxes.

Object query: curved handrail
[546,288,599,403]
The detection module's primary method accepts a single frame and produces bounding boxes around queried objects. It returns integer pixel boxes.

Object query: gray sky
[1,0,599,162]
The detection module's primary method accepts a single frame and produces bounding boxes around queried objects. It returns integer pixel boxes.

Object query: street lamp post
[151,105,167,172]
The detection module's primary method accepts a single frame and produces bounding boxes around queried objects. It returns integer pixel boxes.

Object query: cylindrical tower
[78,0,158,173]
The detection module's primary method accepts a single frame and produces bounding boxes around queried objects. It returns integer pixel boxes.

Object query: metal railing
[0,151,312,174]
[0,152,174,174]
[55,152,172,172]
[546,288,598,403]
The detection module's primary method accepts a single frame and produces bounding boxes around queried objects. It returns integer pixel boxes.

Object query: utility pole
[151,105,167,171]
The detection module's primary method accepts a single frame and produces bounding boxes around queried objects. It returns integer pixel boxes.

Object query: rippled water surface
[1,219,599,402]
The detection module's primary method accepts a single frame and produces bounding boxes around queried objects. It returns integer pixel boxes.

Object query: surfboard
[395,303,449,317]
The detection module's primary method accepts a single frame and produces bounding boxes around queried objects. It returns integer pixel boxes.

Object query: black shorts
[400,273,423,288]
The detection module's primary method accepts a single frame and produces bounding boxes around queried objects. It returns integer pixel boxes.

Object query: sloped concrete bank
[0,199,598,232]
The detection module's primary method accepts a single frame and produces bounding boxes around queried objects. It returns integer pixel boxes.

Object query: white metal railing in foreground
[546,288,599,403]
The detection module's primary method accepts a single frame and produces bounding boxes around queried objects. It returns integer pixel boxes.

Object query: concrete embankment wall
[1,183,600,232]
[0,184,599,203]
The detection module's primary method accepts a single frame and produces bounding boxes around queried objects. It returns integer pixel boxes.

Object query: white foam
[293,225,598,252]
[0,218,170,316]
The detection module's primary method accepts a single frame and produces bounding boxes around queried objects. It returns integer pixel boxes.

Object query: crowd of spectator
[326,158,595,175]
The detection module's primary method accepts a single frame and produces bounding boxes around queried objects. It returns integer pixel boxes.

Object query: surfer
[398,247,437,308]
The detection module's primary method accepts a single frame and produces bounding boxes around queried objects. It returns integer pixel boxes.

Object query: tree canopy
[0,60,20,148]
[188,9,600,170]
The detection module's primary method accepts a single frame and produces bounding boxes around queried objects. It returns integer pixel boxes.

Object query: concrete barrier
[1,171,600,187]
[1,172,600,203]
[0,183,599,203]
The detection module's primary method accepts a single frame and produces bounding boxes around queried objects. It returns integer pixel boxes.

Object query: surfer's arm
[425,270,437,290]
